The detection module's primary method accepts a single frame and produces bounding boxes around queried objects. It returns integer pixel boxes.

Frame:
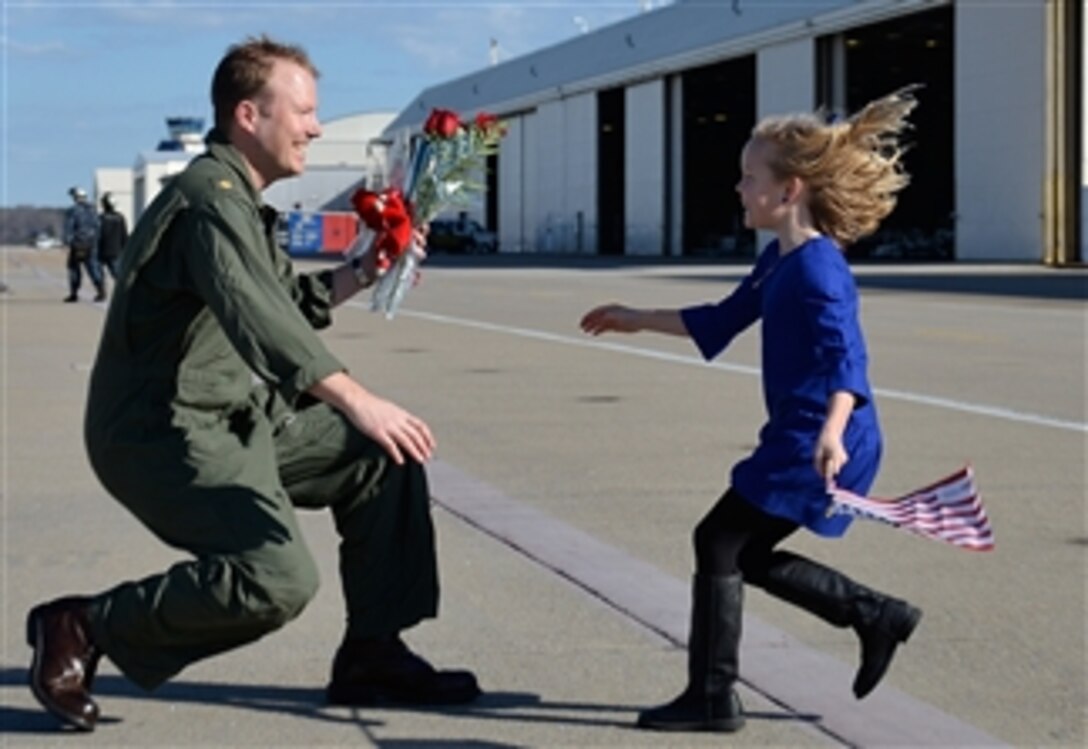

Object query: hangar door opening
[682,55,756,257]
[819,5,955,259]
[598,87,626,256]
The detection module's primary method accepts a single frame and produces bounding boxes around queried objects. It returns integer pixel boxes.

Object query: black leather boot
[326,634,480,706]
[637,574,746,732]
[758,551,921,699]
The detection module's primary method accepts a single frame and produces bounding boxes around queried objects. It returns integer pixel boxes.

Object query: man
[27,36,479,733]
[62,186,106,302]
[96,192,128,280]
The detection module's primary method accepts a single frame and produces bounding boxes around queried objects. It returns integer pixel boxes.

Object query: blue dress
[680,236,881,537]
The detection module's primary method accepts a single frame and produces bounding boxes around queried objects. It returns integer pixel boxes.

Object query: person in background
[580,89,922,734]
[62,186,105,302]
[96,192,128,280]
[26,35,478,733]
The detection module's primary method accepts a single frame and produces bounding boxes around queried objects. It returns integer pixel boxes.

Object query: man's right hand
[309,372,435,464]
[347,390,435,465]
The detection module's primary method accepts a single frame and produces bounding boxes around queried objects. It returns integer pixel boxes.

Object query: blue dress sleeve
[680,247,775,361]
[797,248,871,407]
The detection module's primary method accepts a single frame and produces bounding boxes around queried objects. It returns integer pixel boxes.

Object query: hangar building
[385,0,1084,264]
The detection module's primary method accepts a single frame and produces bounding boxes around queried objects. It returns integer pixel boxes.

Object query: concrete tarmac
[2,246,1085,747]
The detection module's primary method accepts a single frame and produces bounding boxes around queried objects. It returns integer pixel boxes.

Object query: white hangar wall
[564,93,598,255]
[955,1,1047,261]
[497,117,526,253]
[625,79,666,256]
[499,92,597,254]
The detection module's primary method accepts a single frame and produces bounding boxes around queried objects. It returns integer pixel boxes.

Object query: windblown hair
[211,35,319,133]
[751,87,918,247]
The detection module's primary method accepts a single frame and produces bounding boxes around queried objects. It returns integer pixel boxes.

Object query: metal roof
[385,0,881,132]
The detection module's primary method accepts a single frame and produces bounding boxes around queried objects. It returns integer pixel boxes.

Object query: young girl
[580,89,921,733]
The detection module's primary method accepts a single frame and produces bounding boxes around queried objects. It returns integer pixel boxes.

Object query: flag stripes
[828,466,994,551]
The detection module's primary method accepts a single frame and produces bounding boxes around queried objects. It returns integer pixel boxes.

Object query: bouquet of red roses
[352,108,506,318]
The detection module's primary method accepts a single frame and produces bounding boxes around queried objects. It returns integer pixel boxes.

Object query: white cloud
[105,4,259,29]
[386,9,493,73]
[395,33,470,71]
[0,34,67,56]
[385,4,619,74]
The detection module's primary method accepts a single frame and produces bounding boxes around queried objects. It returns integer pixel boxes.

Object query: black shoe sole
[25,607,97,732]
[636,692,746,733]
[327,680,481,707]
[900,605,923,641]
[636,716,746,733]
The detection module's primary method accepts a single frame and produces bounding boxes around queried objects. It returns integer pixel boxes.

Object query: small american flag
[827,466,994,551]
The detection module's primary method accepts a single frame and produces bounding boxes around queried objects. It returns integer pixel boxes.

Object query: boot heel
[894,604,922,643]
[708,715,747,732]
[637,688,746,732]
[26,605,43,648]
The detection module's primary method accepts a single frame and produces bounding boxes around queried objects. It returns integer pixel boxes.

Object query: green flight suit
[82,131,439,691]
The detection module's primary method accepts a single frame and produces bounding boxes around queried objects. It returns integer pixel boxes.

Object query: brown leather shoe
[26,597,101,731]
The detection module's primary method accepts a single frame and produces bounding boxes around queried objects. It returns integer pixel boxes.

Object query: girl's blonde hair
[751,87,918,247]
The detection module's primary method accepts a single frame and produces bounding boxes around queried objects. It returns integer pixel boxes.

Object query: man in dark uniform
[27,36,479,733]
[63,186,106,302]
[96,192,128,280]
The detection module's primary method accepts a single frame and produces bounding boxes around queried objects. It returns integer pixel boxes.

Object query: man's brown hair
[210,35,319,132]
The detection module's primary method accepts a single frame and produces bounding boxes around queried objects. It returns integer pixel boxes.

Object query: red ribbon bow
[351,188,414,271]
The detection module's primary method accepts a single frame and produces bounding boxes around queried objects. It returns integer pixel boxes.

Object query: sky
[2,1,667,207]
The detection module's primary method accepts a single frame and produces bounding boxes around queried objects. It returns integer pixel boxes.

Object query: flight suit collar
[204,129,280,234]
[204,128,265,209]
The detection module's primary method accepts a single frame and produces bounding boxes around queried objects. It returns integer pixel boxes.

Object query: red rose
[473,112,499,130]
[424,108,461,138]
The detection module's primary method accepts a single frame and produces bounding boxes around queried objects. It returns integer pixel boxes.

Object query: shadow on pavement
[2,666,820,737]
[0,667,364,733]
[347,691,821,733]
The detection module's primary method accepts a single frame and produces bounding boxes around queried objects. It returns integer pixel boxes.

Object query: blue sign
[286,211,323,255]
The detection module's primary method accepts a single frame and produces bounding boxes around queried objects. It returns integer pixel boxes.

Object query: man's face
[248,59,322,186]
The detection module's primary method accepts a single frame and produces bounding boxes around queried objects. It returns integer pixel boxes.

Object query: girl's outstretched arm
[580,304,688,337]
